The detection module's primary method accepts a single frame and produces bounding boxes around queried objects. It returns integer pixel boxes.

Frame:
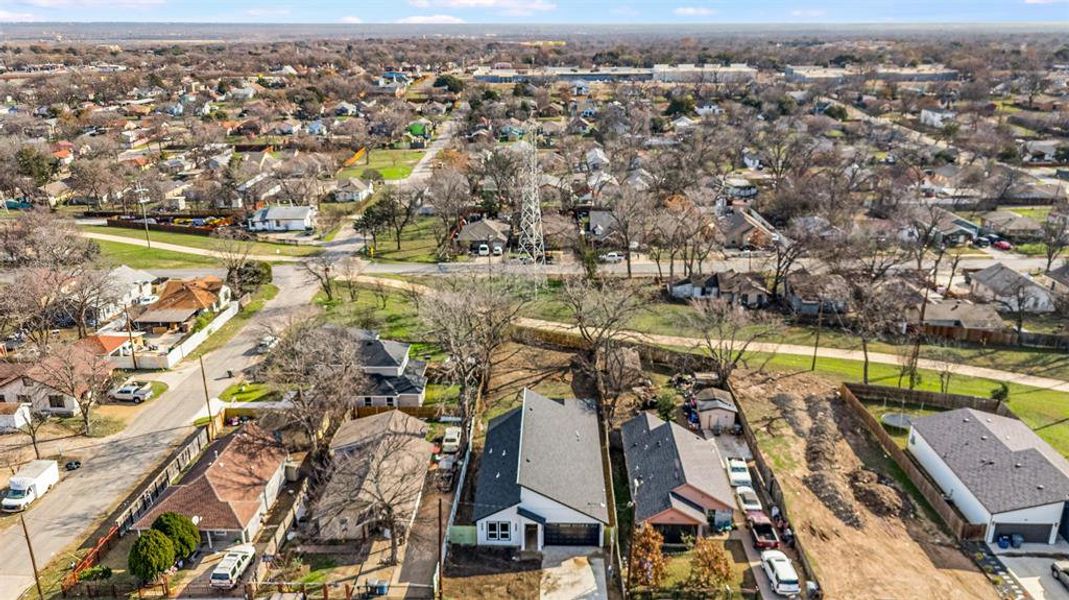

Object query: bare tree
[17,412,50,460]
[337,257,368,302]
[1040,214,1069,273]
[210,229,255,292]
[559,278,647,424]
[34,343,116,436]
[260,320,366,453]
[299,255,337,302]
[427,168,472,260]
[415,276,531,426]
[686,298,781,386]
[605,187,654,278]
[63,268,122,338]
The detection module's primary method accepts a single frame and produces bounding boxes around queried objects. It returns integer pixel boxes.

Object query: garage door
[543,523,600,546]
[992,522,1053,543]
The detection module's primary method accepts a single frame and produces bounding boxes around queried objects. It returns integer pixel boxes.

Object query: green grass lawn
[658,540,755,593]
[1010,206,1053,222]
[736,350,1069,457]
[83,225,322,257]
[317,285,421,341]
[367,216,441,263]
[220,382,277,403]
[1013,242,1066,258]
[337,148,424,181]
[186,284,280,361]
[95,239,221,270]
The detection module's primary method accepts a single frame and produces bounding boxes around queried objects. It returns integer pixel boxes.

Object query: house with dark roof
[621,412,734,543]
[784,271,850,315]
[454,219,510,254]
[1046,262,1069,295]
[315,411,431,541]
[908,408,1069,544]
[473,389,608,551]
[667,270,769,308]
[969,263,1056,314]
[325,327,428,407]
[132,425,288,548]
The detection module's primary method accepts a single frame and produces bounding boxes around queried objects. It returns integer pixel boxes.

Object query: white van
[2,460,59,512]
[210,546,255,589]
[760,549,801,596]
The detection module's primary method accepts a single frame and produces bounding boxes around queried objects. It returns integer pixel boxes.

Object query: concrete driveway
[539,546,607,600]
[1001,556,1069,600]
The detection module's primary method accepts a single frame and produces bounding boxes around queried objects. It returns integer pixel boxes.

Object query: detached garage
[908,408,1069,545]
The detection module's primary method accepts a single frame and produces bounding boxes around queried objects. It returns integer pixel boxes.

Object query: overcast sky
[0,0,1065,24]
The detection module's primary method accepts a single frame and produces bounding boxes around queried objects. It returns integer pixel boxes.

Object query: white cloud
[24,0,163,7]
[340,15,364,23]
[0,10,38,20]
[245,8,290,17]
[407,0,555,16]
[397,14,466,23]
[673,6,716,16]
[790,9,827,17]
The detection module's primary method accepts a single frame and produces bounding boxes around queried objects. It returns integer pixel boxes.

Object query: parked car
[210,546,255,589]
[442,427,462,454]
[747,512,780,549]
[256,335,279,354]
[492,245,503,256]
[761,550,801,596]
[972,237,990,248]
[477,244,490,256]
[993,240,1014,250]
[598,252,624,263]
[108,380,154,404]
[735,485,762,512]
[1052,561,1069,590]
[2,461,59,512]
[726,457,752,487]
[65,460,82,471]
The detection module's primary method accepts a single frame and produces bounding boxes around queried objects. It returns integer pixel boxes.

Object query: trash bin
[1011,533,1024,549]
[997,535,1011,549]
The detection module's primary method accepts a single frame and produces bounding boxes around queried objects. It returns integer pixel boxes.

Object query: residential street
[0,266,317,600]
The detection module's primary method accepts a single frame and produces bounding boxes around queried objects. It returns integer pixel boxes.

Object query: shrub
[361,168,384,183]
[77,565,112,581]
[151,512,200,559]
[128,529,175,583]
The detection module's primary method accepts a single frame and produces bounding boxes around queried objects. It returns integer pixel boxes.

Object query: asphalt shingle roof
[473,389,608,523]
[912,408,1069,514]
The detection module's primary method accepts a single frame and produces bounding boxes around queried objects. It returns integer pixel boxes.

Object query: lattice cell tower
[513,142,545,264]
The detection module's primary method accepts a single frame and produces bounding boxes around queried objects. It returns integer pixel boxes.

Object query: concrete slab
[1001,556,1069,600]
[539,547,607,600]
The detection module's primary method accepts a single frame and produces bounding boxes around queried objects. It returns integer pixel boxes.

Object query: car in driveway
[108,380,153,403]
[598,252,624,263]
[726,457,752,487]
[735,485,762,512]
[1052,561,1069,590]
[761,550,801,596]
[256,335,279,354]
[993,240,1014,251]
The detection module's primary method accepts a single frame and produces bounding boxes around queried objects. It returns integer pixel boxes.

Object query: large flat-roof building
[472,63,756,84]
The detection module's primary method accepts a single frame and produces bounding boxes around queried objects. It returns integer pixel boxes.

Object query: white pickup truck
[2,460,59,512]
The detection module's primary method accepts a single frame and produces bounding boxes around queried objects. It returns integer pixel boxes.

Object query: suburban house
[693,387,738,431]
[98,265,156,321]
[333,178,374,203]
[920,108,956,129]
[908,408,1069,544]
[247,205,318,232]
[784,271,851,315]
[474,389,609,551]
[132,425,288,548]
[330,327,429,407]
[133,276,232,332]
[0,346,113,416]
[622,412,735,543]
[717,207,778,249]
[76,334,138,364]
[914,300,1006,332]
[1047,263,1069,294]
[667,270,769,308]
[969,263,1056,314]
[0,402,31,432]
[981,211,1043,242]
[315,411,431,541]
[455,219,511,254]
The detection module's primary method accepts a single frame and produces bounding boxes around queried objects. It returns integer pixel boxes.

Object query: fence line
[839,384,988,541]
[842,382,1016,417]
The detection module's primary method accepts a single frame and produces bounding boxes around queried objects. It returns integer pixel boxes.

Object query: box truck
[2,460,59,512]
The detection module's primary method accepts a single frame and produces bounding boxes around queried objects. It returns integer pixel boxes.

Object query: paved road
[386,119,458,186]
[0,266,317,600]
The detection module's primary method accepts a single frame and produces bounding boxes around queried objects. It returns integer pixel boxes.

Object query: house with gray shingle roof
[908,408,1069,545]
[473,389,608,551]
[969,263,1056,314]
[323,327,427,407]
[621,412,734,543]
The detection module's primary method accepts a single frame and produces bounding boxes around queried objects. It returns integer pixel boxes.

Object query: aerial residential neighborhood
[0,7,1067,600]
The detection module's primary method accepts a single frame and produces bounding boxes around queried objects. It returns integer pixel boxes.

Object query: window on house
[386,397,395,407]
[364,398,372,407]
[48,395,65,408]
[497,522,511,541]
[0,394,5,402]
[16,395,30,403]
[486,521,498,540]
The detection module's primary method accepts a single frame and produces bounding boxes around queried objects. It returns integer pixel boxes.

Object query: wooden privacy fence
[105,218,216,236]
[839,384,988,542]
[843,383,1016,418]
[354,405,451,419]
[510,323,716,373]
[920,324,1069,351]
[726,381,824,593]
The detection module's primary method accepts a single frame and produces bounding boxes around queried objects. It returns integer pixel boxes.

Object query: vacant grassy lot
[95,239,220,269]
[337,148,424,181]
[84,225,322,257]
[367,216,440,263]
[186,284,280,361]
[1010,206,1053,222]
[317,285,421,341]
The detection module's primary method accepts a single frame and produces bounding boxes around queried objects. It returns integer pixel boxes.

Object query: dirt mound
[771,393,811,435]
[850,469,914,518]
[804,471,864,528]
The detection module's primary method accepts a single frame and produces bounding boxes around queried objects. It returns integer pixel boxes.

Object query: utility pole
[20,514,43,600]
[135,184,152,249]
[199,356,214,440]
[123,306,139,370]
[437,497,443,600]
